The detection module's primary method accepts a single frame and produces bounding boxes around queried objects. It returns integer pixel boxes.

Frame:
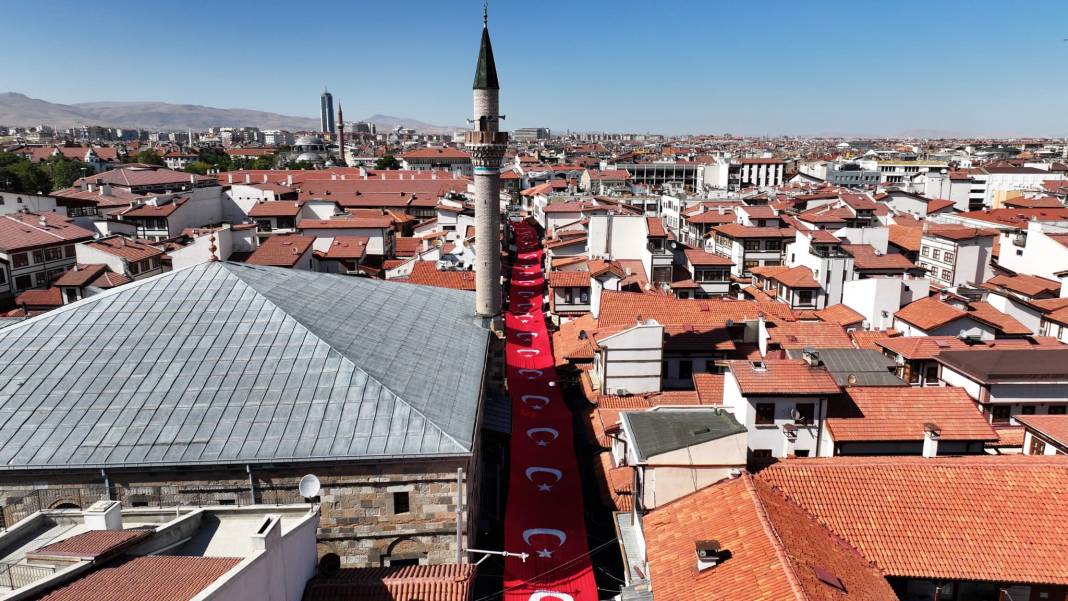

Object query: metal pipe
[101,469,111,501]
[455,467,464,564]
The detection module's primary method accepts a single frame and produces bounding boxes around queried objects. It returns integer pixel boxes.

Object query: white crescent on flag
[518,369,544,379]
[529,593,575,601]
[517,348,540,357]
[526,427,559,445]
[523,528,567,548]
[525,466,563,492]
[520,394,551,410]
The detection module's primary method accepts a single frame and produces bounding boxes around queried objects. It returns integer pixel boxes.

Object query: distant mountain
[0,93,458,133]
[360,114,463,135]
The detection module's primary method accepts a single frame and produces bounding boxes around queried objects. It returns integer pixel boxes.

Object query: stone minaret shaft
[467,12,507,318]
[337,104,346,165]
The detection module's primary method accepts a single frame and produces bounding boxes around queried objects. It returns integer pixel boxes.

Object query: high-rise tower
[320,89,335,136]
[467,6,507,318]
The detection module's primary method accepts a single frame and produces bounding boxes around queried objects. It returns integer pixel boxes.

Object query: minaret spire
[468,4,507,319]
[337,104,346,166]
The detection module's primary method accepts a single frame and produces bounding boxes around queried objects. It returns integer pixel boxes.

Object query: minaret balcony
[465,131,509,146]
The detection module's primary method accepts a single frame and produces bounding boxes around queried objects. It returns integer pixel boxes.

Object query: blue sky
[2,0,1067,136]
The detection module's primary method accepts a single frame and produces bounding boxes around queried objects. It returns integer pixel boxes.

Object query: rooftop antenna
[483,0,488,27]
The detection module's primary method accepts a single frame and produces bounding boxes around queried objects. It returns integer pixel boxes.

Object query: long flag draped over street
[501,222,599,601]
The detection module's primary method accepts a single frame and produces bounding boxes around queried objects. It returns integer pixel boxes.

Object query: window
[44,247,63,261]
[794,449,810,458]
[942,268,953,281]
[765,240,781,251]
[1021,405,1036,415]
[919,363,939,384]
[15,275,31,289]
[678,360,693,380]
[794,403,815,425]
[743,260,759,272]
[990,405,1011,425]
[921,246,930,257]
[129,262,141,276]
[931,248,941,260]
[751,449,773,458]
[393,491,410,514]
[755,403,775,425]
[12,253,28,268]
[388,557,420,568]
[797,290,814,305]
[579,289,589,304]
[563,288,574,304]
[1049,405,1067,415]
[64,245,75,258]
[64,288,78,303]
[32,250,43,264]
[35,272,47,286]
[943,251,954,262]
[1030,437,1047,455]
[743,240,761,251]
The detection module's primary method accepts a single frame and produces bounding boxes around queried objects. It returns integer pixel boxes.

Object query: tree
[183,161,214,175]
[6,161,51,194]
[289,161,316,171]
[134,149,164,166]
[197,148,233,171]
[375,155,400,170]
[248,155,276,170]
[45,156,95,190]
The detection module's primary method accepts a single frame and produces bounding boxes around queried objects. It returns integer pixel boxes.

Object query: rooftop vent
[814,567,847,593]
[751,361,767,372]
[695,540,731,572]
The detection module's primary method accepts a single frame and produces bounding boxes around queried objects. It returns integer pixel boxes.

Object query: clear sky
[2,0,1067,136]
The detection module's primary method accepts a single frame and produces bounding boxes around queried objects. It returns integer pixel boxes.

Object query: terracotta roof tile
[684,248,734,266]
[643,475,896,601]
[758,456,1068,584]
[82,236,163,262]
[0,212,94,252]
[598,291,796,332]
[246,234,314,266]
[983,273,1061,298]
[39,556,241,601]
[728,359,840,395]
[766,322,854,350]
[302,564,474,601]
[815,304,865,327]
[31,529,151,559]
[402,261,476,291]
[827,386,997,442]
[547,270,591,288]
[849,329,900,351]
[1015,414,1068,447]
[887,224,922,252]
[247,200,302,217]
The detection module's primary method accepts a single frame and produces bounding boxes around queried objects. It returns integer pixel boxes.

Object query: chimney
[87,183,95,192]
[245,173,251,184]
[695,540,731,571]
[923,422,941,458]
[263,174,268,183]
[38,215,47,227]
[287,174,293,186]
[228,174,233,184]
[101,184,112,196]
[84,500,123,531]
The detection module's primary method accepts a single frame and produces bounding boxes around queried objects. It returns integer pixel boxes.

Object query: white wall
[597,323,664,395]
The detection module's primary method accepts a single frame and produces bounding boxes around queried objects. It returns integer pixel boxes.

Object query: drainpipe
[455,467,464,564]
[246,465,256,504]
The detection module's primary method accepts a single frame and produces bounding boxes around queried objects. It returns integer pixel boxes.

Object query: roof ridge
[221,263,470,453]
[743,475,807,601]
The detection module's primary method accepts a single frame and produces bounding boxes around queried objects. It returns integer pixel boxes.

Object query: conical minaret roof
[472,22,499,90]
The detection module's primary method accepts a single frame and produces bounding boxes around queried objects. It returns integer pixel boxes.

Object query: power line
[472,537,619,601]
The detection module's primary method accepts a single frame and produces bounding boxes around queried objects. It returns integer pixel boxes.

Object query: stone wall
[0,458,471,568]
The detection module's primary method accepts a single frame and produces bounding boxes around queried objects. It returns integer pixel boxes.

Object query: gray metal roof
[787,348,906,387]
[622,409,746,462]
[0,262,490,470]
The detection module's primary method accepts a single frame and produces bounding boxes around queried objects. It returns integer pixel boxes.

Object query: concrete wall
[596,323,664,395]
[639,432,746,508]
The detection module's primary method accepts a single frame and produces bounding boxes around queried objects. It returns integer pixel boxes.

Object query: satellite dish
[299,474,321,499]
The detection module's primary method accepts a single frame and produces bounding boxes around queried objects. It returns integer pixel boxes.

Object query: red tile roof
[684,248,734,267]
[52,264,108,287]
[302,564,474,601]
[403,261,476,291]
[713,223,795,239]
[643,475,896,601]
[91,271,131,289]
[0,212,94,252]
[842,244,917,271]
[983,273,1061,298]
[876,335,970,360]
[597,291,796,331]
[815,304,865,327]
[966,300,1032,335]
[298,215,393,229]
[693,373,725,405]
[887,224,922,252]
[82,236,164,262]
[246,234,314,267]
[119,197,187,218]
[769,265,821,289]
[758,456,1068,584]
[38,556,241,601]
[82,167,213,189]
[547,270,591,288]
[646,216,667,237]
[1015,414,1068,447]
[15,287,63,308]
[728,359,841,395]
[31,529,151,559]
[827,386,997,442]
[247,200,302,217]
[317,236,369,260]
[923,224,998,241]
[400,147,471,160]
[766,322,854,350]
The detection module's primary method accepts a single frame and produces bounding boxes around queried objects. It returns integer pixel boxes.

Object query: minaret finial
[483,0,488,27]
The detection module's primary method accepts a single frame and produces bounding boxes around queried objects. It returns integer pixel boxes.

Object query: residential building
[937,347,1068,425]
[722,358,840,461]
[76,235,166,280]
[918,224,996,287]
[0,211,94,303]
[399,147,473,176]
[1016,414,1068,455]
[709,224,793,276]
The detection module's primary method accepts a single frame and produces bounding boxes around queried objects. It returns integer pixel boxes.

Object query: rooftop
[727,360,841,396]
[936,347,1068,382]
[827,386,997,442]
[758,456,1068,584]
[0,262,489,470]
[622,409,745,461]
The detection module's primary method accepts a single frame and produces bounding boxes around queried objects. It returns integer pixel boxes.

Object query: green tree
[134,149,165,166]
[7,161,51,194]
[197,148,233,171]
[248,155,276,170]
[375,155,400,170]
[289,160,316,171]
[183,161,214,175]
[45,156,95,190]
